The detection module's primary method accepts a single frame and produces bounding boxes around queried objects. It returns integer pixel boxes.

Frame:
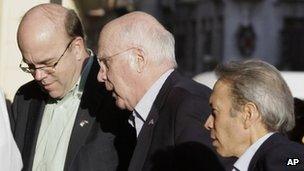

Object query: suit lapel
[63,103,95,170]
[23,97,46,170]
[129,106,159,171]
[248,133,280,171]
[64,57,103,171]
[129,71,179,171]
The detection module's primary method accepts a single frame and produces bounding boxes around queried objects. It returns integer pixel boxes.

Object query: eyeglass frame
[19,38,75,74]
[97,47,139,70]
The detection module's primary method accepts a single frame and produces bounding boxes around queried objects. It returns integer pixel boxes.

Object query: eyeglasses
[19,38,75,74]
[97,47,137,69]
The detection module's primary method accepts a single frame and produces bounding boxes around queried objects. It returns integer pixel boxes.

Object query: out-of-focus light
[87,8,105,17]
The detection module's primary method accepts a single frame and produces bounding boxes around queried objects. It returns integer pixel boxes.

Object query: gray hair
[215,59,295,133]
[117,12,177,68]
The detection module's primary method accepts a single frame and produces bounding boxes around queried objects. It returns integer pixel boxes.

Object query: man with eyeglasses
[11,3,135,171]
[97,11,232,171]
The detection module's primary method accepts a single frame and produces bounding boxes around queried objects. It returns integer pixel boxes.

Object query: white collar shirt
[233,132,274,171]
[130,69,174,137]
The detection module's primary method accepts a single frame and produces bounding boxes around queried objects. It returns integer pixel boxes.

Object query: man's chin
[216,148,233,157]
[48,90,64,99]
[115,99,133,111]
[116,100,127,109]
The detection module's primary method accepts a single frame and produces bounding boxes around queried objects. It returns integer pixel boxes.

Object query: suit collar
[129,70,180,171]
[147,70,179,114]
[64,55,106,170]
[137,70,179,138]
[234,132,274,171]
[248,133,285,170]
[134,69,174,123]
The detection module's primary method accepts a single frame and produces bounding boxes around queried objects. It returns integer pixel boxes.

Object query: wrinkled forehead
[18,15,67,49]
[210,80,232,101]
[19,30,69,65]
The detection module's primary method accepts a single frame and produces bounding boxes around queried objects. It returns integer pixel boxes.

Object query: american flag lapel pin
[148,119,154,125]
[80,120,89,127]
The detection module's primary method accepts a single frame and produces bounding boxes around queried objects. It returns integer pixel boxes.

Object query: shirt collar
[49,49,94,104]
[233,132,274,171]
[134,69,174,122]
[76,49,94,97]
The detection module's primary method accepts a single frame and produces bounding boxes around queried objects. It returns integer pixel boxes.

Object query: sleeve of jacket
[254,144,304,171]
[10,91,20,134]
[10,86,31,152]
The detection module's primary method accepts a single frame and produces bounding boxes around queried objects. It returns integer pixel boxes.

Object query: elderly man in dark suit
[205,60,304,171]
[11,3,135,171]
[97,11,227,171]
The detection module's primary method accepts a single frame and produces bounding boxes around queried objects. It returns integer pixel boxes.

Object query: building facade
[137,0,304,76]
[1,0,304,99]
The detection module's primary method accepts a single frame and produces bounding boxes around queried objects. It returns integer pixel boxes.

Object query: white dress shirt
[233,132,274,171]
[129,69,174,137]
[0,88,23,171]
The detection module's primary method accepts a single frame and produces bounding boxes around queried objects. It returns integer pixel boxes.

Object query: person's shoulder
[260,133,303,152]
[16,80,38,93]
[267,134,304,155]
[15,80,43,99]
[255,134,304,167]
[171,72,212,97]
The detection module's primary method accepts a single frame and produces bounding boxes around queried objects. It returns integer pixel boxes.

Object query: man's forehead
[22,48,58,65]
[18,23,67,51]
[98,39,125,56]
[18,5,68,43]
[98,44,111,57]
[210,81,230,101]
[209,91,218,107]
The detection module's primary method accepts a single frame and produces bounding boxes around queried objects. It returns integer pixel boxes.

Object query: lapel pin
[148,119,154,125]
[80,120,89,127]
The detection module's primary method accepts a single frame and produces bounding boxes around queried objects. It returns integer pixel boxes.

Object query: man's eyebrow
[22,56,55,65]
[97,55,105,59]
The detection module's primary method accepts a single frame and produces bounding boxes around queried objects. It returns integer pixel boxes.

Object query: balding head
[97,11,177,110]
[18,4,67,49]
[17,3,84,52]
[98,11,177,68]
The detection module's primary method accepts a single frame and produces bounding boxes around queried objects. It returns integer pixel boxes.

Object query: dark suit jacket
[248,133,304,171]
[11,58,136,171]
[128,71,225,171]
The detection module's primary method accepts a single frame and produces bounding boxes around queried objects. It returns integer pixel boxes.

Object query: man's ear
[72,37,84,61]
[242,102,260,129]
[135,48,146,73]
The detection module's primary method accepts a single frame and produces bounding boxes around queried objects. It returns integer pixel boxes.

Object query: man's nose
[204,114,214,130]
[97,66,107,83]
[33,69,47,81]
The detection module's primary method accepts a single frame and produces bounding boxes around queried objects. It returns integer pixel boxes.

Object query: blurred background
[1,0,304,101]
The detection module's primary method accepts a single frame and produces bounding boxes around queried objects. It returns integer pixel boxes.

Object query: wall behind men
[0,0,75,101]
[223,0,280,65]
[193,71,304,99]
